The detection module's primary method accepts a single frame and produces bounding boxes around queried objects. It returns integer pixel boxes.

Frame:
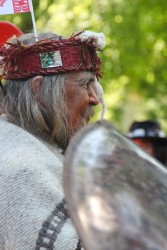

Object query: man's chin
[71,119,87,134]
[82,112,94,124]
[69,111,94,135]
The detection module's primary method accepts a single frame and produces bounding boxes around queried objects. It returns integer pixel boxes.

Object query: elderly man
[0,31,105,249]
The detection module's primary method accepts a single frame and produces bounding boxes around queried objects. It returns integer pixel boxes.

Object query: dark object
[128,120,167,144]
[128,120,167,165]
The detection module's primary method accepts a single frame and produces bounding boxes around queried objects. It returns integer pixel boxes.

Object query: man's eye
[82,83,89,89]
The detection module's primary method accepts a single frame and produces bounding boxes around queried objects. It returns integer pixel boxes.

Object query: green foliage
[1,0,167,132]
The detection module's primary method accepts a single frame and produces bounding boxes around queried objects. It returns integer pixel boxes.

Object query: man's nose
[89,86,100,106]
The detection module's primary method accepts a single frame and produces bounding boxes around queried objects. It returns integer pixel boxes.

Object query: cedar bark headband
[0,32,102,80]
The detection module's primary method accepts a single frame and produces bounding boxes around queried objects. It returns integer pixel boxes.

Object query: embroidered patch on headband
[40,51,62,69]
[0,32,102,80]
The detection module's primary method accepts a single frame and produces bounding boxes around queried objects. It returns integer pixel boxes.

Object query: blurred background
[1,0,167,134]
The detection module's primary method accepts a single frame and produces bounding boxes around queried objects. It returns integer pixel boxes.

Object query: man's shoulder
[0,114,36,144]
[0,115,63,173]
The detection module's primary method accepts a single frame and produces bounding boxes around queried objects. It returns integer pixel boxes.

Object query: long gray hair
[0,74,71,149]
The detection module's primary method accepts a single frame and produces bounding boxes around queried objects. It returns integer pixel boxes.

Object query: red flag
[0,0,30,15]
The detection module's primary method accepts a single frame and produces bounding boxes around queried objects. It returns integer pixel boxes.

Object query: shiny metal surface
[63,120,167,250]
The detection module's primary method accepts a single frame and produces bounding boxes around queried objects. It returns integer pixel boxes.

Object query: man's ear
[31,76,43,96]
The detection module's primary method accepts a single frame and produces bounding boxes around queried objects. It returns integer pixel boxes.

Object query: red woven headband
[0,34,102,80]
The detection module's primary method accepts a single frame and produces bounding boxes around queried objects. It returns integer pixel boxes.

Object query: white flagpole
[28,0,38,42]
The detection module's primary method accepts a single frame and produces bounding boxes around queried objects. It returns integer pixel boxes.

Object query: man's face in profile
[64,71,100,131]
